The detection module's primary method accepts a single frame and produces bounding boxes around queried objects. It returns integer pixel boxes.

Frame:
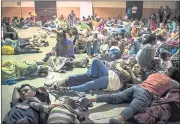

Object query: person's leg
[87,59,108,78]
[118,85,153,121]
[86,41,92,55]
[70,76,108,92]
[93,40,99,55]
[66,73,92,87]
[91,86,135,104]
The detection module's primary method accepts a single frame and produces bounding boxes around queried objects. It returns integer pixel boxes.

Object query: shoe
[78,97,91,109]
[57,87,70,93]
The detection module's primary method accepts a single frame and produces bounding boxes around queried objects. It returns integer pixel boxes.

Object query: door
[35,1,57,21]
[126,1,143,20]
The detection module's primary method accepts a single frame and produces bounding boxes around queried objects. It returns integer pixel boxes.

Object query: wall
[2,1,35,18]
[80,1,93,18]
[1,1,179,19]
[56,1,80,19]
[143,1,177,18]
[93,1,126,19]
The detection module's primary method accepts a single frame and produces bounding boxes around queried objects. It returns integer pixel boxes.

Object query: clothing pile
[134,89,180,124]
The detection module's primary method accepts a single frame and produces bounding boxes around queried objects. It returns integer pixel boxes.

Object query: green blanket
[2,60,38,82]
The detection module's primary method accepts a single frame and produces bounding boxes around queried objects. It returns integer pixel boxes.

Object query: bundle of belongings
[1,60,48,85]
[29,33,49,47]
[44,56,89,73]
[134,89,180,124]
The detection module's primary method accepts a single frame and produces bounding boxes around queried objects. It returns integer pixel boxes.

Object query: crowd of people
[2,5,180,124]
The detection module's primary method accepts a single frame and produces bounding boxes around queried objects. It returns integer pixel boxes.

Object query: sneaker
[79,97,91,109]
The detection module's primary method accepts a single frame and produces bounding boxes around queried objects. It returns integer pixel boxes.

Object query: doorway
[126,1,143,20]
[35,1,57,21]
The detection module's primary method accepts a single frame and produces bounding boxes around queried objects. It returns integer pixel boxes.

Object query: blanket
[46,56,73,73]
[2,60,38,84]
[134,89,180,124]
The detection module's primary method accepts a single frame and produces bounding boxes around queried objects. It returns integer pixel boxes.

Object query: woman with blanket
[45,58,144,92]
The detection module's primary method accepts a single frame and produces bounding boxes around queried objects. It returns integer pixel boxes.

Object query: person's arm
[12,87,20,102]
[146,47,156,62]
[171,79,180,89]
[124,66,142,84]
[29,102,60,113]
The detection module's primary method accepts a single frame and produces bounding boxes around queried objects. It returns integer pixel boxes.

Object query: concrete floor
[1,27,127,123]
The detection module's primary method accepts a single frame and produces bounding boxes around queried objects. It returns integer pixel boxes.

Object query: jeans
[96,85,153,120]
[69,19,74,27]
[86,40,99,55]
[67,59,109,92]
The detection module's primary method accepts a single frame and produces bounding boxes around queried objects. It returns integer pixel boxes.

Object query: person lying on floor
[2,60,48,83]
[55,30,75,58]
[78,67,180,124]
[45,58,144,92]
[29,97,94,124]
[3,84,51,124]
[2,38,41,55]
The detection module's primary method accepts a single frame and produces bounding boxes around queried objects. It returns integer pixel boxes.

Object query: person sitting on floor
[2,18,18,40]
[45,58,144,92]
[86,33,99,57]
[159,48,172,72]
[136,34,157,71]
[79,67,180,124]
[55,30,75,58]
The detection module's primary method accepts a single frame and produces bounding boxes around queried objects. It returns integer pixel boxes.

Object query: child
[159,48,172,72]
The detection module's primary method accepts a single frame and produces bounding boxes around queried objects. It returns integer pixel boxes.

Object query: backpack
[2,45,15,55]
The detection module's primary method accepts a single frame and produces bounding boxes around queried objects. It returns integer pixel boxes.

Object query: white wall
[80,1,92,18]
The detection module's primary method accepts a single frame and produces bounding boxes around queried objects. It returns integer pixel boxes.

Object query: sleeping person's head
[19,84,36,101]
[166,67,180,82]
